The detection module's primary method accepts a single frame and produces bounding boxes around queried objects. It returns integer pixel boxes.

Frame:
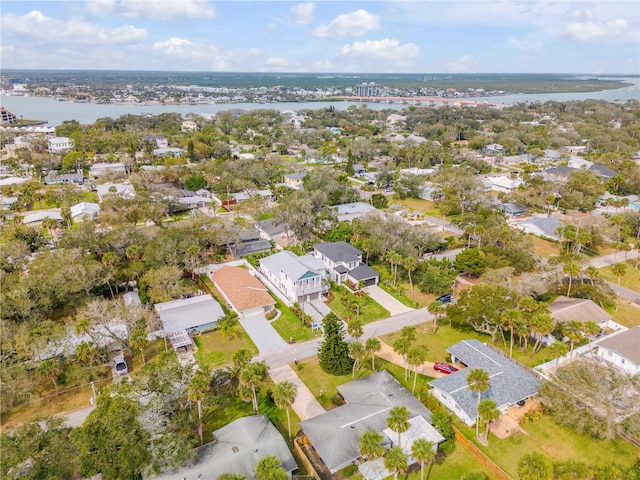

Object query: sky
[1,0,639,74]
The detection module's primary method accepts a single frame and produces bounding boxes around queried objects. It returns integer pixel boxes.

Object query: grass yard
[193,330,258,369]
[271,298,318,343]
[378,278,437,308]
[599,259,640,292]
[529,235,560,258]
[606,298,640,328]
[457,415,638,478]
[392,198,444,218]
[327,285,389,325]
[407,443,495,480]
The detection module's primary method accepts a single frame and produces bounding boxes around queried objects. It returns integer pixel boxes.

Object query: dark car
[434,362,458,374]
[114,354,128,376]
[435,293,452,304]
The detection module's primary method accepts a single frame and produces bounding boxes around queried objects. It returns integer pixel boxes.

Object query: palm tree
[563,320,583,360]
[393,336,411,380]
[188,368,211,446]
[530,314,554,357]
[129,328,148,364]
[387,405,411,447]
[427,300,445,334]
[563,261,580,297]
[549,341,568,367]
[359,429,384,478]
[584,266,599,286]
[273,380,298,440]
[347,319,364,342]
[611,262,627,286]
[518,451,551,480]
[365,337,381,370]
[384,446,408,480]
[583,320,600,358]
[75,341,99,366]
[348,342,366,378]
[403,256,418,293]
[477,399,500,444]
[239,361,268,413]
[218,314,241,339]
[255,455,287,480]
[500,308,522,357]
[407,347,427,395]
[411,438,435,480]
[38,358,62,395]
[466,368,491,436]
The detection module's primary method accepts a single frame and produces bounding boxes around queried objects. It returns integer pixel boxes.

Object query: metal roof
[155,294,225,333]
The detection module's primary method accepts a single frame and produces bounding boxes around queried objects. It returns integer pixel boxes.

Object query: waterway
[1,77,638,126]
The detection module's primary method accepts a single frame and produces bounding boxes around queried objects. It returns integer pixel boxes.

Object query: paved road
[604,280,640,305]
[59,405,96,428]
[589,249,638,268]
[257,308,431,368]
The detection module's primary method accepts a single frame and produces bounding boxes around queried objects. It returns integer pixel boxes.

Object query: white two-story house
[48,136,74,153]
[258,251,328,305]
[313,241,380,288]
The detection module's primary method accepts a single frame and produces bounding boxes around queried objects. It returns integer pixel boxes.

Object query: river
[1,77,638,126]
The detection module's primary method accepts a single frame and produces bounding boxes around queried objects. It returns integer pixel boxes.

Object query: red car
[434,362,458,374]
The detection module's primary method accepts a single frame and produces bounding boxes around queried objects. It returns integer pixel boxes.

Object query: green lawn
[599,259,640,292]
[270,298,318,343]
[456,416,638,478]
[193,330,258,369]
[393,198,444,218]
[529,235,560,258]
[606,298,640,328]
[378,278,432,308]
[327,285,389,325]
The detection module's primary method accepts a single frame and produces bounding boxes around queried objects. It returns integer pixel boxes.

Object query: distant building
[70,202,100,221]
[497,202,526,218]
[44,171,84,185]
[283,172,307,189]
[153,147,183,157]
[354,82,381,97]
[48,136,74,153]
[142,135,169,148]
[333,202,379,223]
[514,216,564,240]
[89,162,126,178]
[596,327,640,376]
[96,182,136,201]
[181,120,198,132]
[1,107,17,125]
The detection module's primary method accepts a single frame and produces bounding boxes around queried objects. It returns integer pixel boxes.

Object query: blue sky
[1,1,638,74]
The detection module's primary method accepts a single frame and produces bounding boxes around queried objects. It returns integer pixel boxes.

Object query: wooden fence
[453,427,513,480]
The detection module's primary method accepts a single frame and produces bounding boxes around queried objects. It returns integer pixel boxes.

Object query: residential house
[70,202,100,221]
[514,216,564,240]
[589,164,617,181]
[44,171,84,185]
[567,157,592,169]
[153,147,183,157]
[542,166,575,183]
[258,250,328,304]
[147,415,297,480]
[299,371,444,474]
[0,176,28,187]
[429,340,540,426]
[549,296,611,325]
[228,229,273,258]
[0,196,18,211]
[155,293,224,334]
[212,266,275,318]
[334,202,379,223]
[484,175,522,193]
[283,172,307,189]
[181,120,198,132]
[596,327,640,376]
[484,144,503,155]
[256,218,291,241]
[232,189,274,204]
[497,202,526,218]
[22,211,63,226]
[47,136,74,153]
[313,241,380,287]
[89,162,126,178]
[142,135,169,148]
[96,182,136,201]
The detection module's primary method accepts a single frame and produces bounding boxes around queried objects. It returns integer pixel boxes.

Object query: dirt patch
[490,398,539,439]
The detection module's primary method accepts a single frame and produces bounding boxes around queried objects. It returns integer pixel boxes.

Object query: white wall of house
[430,389,474,426]
[596,347,639,375]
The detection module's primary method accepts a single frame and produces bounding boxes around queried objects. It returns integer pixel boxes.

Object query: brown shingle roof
[598,327,640,365]
[549,296,610,324]
[212,266,274,314]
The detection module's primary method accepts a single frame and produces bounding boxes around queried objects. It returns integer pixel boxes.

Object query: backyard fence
[453,426,514,480]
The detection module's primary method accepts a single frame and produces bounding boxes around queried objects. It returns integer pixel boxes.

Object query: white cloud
[290,2,315,25]
[560,19,627,41]
[248,48,260,56]
[337,38,419,61]
[1,10,146,45]
[266,57,290,67]
[88,0,215,20]
[507,37,542,53]
[152,38,193,55]
[445,55,474,73]
[313,59,333,71]
[313,9,380,39]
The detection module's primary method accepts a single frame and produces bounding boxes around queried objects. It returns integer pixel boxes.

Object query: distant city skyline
[1,1,639,74]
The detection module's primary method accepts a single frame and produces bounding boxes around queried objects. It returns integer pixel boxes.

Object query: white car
[114,355,128,376]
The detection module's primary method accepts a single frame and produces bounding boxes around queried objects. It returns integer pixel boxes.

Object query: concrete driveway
[363,285,414,316]
[238,313,288,354]
[269,365,325,420]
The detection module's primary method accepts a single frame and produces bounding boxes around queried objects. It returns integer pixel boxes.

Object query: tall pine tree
[318,313,354,375]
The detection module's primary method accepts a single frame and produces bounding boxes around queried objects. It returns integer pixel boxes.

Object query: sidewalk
[269,365,325,421]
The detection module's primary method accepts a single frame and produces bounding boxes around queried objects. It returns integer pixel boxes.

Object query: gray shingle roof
[299,371,432,473]
[597,326,640,366]
[314,241,362,264]
[147,415,296,480]
[429,340,539,422]
[155,294,225,332]
[348,264,380,281]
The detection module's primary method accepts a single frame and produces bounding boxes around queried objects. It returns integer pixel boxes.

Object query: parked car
[114,354,128,376]
[434,362,458,374]
[435,293,452,304]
